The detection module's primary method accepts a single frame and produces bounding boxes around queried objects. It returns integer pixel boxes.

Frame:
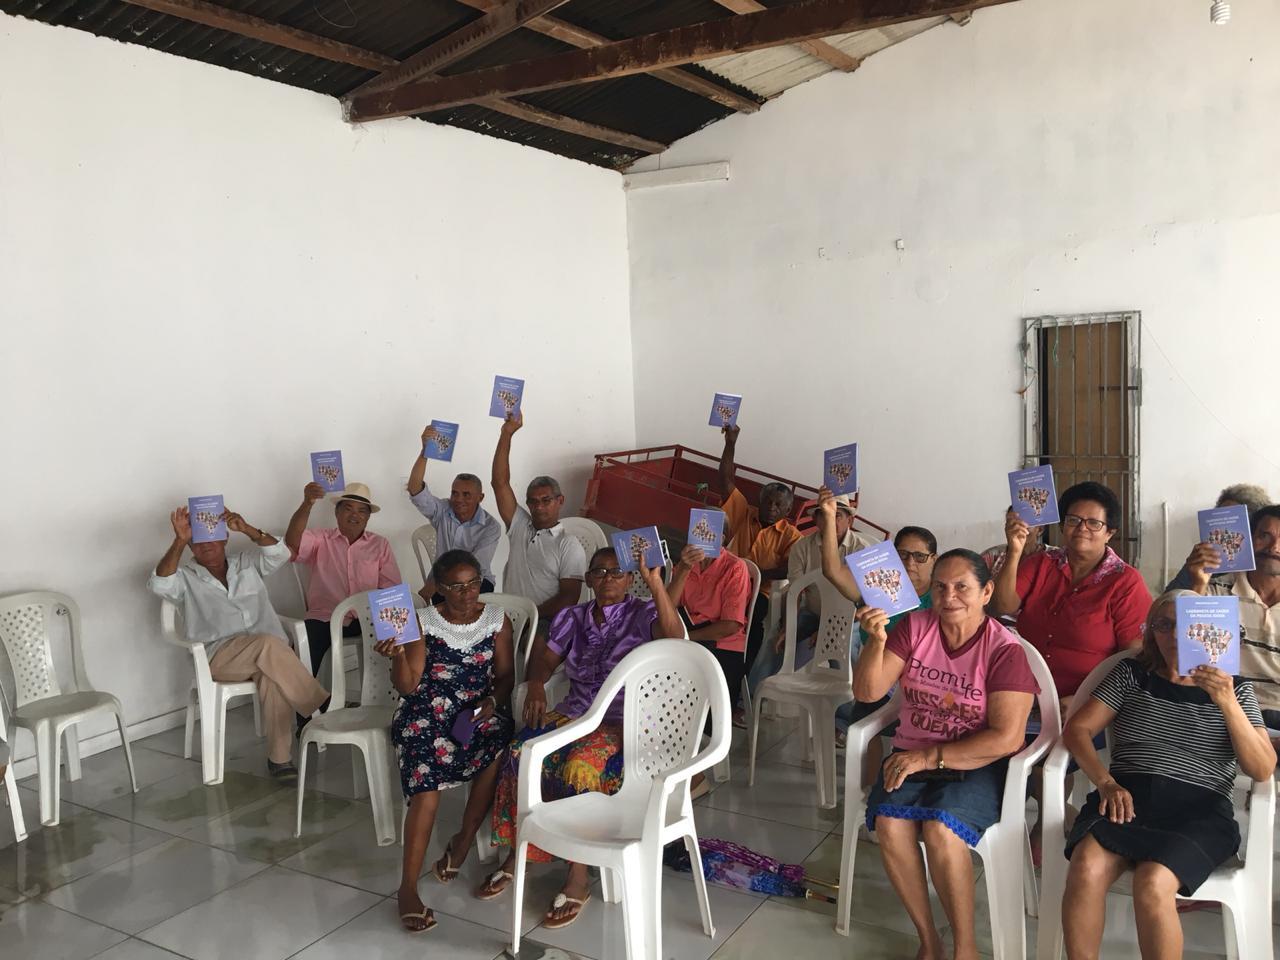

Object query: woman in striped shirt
[1060,590,1276,960]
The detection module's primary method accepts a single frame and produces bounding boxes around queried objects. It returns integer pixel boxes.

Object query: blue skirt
[865,753,1008,846]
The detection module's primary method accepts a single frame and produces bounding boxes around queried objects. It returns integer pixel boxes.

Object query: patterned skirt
[491,711,625,861]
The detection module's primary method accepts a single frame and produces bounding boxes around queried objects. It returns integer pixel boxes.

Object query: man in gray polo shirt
[491,411,586,628]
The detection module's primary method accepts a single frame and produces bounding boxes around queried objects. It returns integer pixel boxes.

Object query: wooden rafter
[453,0,762,113]
[346,0,1018,122]
[710,0,861,72]
[122,0,667,155]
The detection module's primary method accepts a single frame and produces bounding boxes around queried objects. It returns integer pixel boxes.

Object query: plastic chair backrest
[411,524,438,587]
[741,559,763,659]
[329,593,402,709]
[561,517,609,602]
[479,593,539,676]
[0,591,89,708]
[626,572,654,602]
[781,569,856,674]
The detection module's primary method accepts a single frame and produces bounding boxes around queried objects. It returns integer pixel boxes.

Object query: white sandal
[544,892,590,929]
[475,869,514,901]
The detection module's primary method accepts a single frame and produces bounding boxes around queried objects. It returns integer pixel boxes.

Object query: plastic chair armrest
[1244,775,1276,862]
[517,710,607,818]
[279,616,312,673]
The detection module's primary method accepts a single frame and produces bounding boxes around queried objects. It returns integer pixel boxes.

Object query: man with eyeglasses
[491,411,587,629]
[1185,504,1280,728]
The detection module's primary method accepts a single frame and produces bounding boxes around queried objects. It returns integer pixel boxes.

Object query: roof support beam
[709,0,861,71]
[346,0,1018,121]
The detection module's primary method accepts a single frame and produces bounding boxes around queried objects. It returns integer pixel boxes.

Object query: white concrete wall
[0,14,633,764]
[627,0,1280,584]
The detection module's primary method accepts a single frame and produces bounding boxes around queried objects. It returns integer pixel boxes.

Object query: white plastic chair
[510,639,731,960]
[296,592,401,846]
[836,637,1060,960]
[411,523,438,590]
[1035,649,1275,960]
[560,517,609,602]
[0,591,137,827]
[748,569,856,808]
[0,698,27,842]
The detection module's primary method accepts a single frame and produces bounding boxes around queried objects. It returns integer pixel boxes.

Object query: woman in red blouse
[991,481,1151,704]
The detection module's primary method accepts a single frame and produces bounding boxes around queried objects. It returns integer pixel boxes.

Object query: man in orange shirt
[714,424,804,723]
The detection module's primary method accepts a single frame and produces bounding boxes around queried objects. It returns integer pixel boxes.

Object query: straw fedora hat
[331,482,381,513]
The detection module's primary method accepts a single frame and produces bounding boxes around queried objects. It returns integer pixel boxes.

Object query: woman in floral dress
[376,549,514,933]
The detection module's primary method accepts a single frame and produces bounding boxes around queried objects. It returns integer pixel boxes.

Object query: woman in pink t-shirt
[853,549,1039,960]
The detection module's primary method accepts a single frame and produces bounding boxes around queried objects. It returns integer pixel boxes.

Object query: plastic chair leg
[184,689,197,759]
[199,691,223,785]
[36,721,62,826]
[63,727,82,782]
[1022,827,1039,918]
[803,712,815,763]
[747,692,765,787]
[618,847,654,960]
[114,709,138,793]
[252,691,263,737]
[834,812,859,936]
[600,866,622,904]
[812,712,837,809]
[351,749,369,799]
[475,832,499,863]
[294,740,310,839]
[510,839,530,956]
[683,831,716,938]
[1227,897,1270,960]
[4,762,27,843]
[364,738,397,846]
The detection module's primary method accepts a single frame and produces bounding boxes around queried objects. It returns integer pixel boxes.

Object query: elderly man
[1167,483,1272,591]
[149,505,327,781]
[1186,504,1280,725]
[286,481,401,677]
[491,412,586,627]
[409,423,502,600]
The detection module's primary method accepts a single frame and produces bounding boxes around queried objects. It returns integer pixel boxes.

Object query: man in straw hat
[286,480,402,677]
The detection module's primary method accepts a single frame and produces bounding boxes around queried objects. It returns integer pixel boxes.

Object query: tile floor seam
[130,861,300,947]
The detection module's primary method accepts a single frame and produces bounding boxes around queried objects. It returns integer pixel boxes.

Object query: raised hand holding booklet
[687,508,726,558]
[845,541,921,617]
[369,583,422,647]
[489,375,525,419]
[823,443,859,496]
[1176,594,1241,675]
[1008,465,1060,527]
[708,393,742,429]
[188,495,227,543]
[1198,504,1256,574]
[424,421,460,463]
[610,526,665,573]
[310,450,345,493]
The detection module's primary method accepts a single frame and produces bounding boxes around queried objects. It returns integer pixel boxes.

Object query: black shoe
[268,760,299,783]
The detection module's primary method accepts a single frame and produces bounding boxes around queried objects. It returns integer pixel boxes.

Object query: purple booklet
[1176,594,1241,675]
[1198,504,1255,574]
[310,450,345,493]
[188,495,227,543]
[451,707,479,747]
[369,583,422,647]
[424,420,459,463]
[489,375,525,419]
[687,508,725,558]
[845,541,921,617]
[611,526,665,572]
[709,393,742,429]
[1008,465,1060,527]
[823,443,859,496]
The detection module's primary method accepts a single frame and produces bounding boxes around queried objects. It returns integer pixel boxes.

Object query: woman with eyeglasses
[376,549,515,934]
[1059,591,1274,960]
[475,547,682,930]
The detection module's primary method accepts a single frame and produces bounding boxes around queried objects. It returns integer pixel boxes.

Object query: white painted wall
[0,15,633,765]
[627,0,1280,585]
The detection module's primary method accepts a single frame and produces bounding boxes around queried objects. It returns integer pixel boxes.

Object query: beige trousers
[209,633,328,764]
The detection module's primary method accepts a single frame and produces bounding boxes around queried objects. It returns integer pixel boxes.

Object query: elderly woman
[474,547,683,929]
[376,549,515,934]
[991,481,1152,701]
[1060,591,1275,960]
[854,549,1039,960]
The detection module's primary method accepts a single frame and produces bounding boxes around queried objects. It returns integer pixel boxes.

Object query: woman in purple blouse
[475,546,683,929]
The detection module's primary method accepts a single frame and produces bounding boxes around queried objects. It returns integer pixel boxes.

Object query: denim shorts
[865,752,1009,846]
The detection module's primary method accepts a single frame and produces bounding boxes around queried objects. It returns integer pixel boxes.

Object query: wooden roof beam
[345,0,1019,122]
[710,0,861,72]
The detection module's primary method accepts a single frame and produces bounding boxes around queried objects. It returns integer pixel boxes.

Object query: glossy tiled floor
[0,706,1273,959]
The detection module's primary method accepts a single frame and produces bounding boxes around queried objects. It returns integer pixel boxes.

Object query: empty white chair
[1035,649,1275,960]
[296,592,401,846]
[748,569,856,808]
[836,637,1059,960]
[411,523,438,589]
[560,517,609,602]
[0,591,137,827]
[511,639,731,960]
[0,697,27,842]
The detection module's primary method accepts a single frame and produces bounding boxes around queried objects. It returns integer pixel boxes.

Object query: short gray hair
[759,482,794,505]
[453,473,483,491]
[1217,484,1271,515]
[527,476,562,498]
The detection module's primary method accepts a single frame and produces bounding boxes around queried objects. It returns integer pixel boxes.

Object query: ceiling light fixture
[1210,0,1231,24]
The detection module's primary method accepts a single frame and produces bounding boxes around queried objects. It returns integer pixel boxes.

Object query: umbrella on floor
[663,838,836,902]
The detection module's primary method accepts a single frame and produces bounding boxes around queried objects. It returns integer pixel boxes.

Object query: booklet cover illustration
[489,376,525,419]
[708,393,742,429]
[845,541,921,617]
[1198,504,1256,574]
[188,495,227,543]
[370,583,422,647]
[687,508,726,558]
[824,443,859,496]
[1176,594,1241,675]
[1008,465,1060,527]
[423,421,460,463]
[610,526,665,573]
[310,450,345,493]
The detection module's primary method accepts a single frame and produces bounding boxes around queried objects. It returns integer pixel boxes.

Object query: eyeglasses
[1062,515,1108,533]
[586,567,629,581]
[439,577,484,594]
[1151,617,1175,634]
[898,550,935,565]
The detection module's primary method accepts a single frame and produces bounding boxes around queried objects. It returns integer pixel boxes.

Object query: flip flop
[544,892,590,930]
[475,869,514,901]
[399,909,438,934]
[433,840,461,883]
[690,778,711,801]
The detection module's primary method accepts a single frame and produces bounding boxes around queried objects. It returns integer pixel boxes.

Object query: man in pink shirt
[286,481,402,677]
